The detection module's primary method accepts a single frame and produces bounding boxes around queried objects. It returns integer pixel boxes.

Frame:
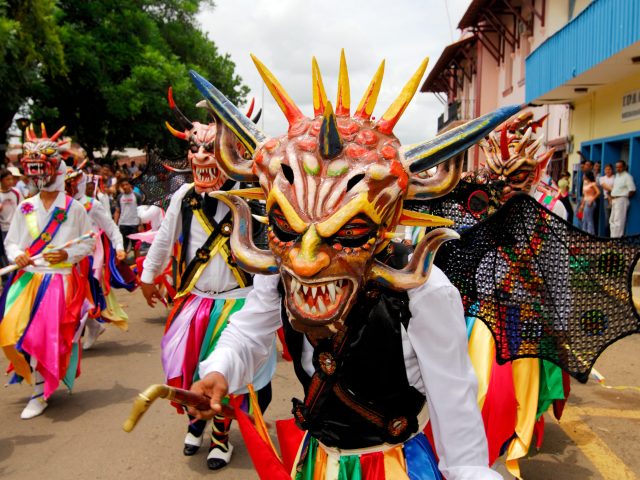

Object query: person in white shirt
[114,178,141,251]
[141,97,276,471]
[598,164,615,234]
[0,128,94,420]
[66,169,127,349]
[0,169,24,267]
[609,160,636,237]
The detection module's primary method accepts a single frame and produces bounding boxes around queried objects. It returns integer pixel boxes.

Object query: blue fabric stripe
[404,433,442,480]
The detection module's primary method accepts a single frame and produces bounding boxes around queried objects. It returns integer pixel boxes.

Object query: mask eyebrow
[266,187,308,233]
[316,193,382,237]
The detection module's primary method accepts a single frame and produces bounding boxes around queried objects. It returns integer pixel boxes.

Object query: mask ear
[532,148,554,186]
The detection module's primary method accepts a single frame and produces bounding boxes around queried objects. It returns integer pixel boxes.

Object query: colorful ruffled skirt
[290,432,441,480]
[466,316,569,479]
[0,268,85,398]
[161,293,247,392]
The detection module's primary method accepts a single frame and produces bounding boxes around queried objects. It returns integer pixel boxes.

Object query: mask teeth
[290,277,348,314]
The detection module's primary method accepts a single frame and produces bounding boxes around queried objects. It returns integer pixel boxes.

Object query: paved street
[1,288,639,480]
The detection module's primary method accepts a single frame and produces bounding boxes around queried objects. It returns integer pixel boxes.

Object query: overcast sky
[197,0,471,145]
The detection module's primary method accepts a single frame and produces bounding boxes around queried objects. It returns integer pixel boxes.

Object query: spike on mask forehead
[319,102,343,158]
[335,49,350,117]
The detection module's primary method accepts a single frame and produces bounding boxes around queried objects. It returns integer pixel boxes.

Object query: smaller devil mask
[481,112,554,202]
[165,88,261,192]
[20,124,67,191]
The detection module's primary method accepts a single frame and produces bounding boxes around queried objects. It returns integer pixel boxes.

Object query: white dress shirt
[87,197,124,251]
[200,269,502,480]
[4,192,95,273]
[611,171,636,197]
[141,183,248,297]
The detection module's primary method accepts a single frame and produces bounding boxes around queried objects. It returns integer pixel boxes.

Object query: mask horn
[354,60,385,121]
[245,98,255,118]
[376,57,429,135]
[500,127,510,161]
[401,104,522,174]
[210,192,279,275]
[252,108,262,124]
[190,70,267,155]
[167,87,194,130]
[250,54,305,129]
[50,126,66,142]
[164,121,188,140]
[312,57,328,117]
[319,102,343,159]
[335,49,350,117]
[41,123,48,138]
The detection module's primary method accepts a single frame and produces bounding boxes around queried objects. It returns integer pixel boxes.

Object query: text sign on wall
[622,89,640,122]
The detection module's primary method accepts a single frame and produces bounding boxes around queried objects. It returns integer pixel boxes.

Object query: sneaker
[206,443,234,470]
[21,396,48,419]
[183,431,203,456]
[83,320,106,350]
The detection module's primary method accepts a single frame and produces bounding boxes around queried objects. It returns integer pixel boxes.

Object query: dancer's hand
[14,253,34,268]
[188,372,229,420]
[141,281,162,307]
[116,249,126,261]
[43,249,68,264]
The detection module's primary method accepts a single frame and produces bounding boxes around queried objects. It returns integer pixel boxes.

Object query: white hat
[7,167,21,177]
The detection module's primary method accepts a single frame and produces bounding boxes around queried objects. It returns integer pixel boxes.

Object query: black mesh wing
[434,194,640,383]
[132,151,192,209]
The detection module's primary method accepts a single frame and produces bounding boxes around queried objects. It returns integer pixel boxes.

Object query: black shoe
[206,458,228,470]
[206,443,233,470]
[183,443,200,456]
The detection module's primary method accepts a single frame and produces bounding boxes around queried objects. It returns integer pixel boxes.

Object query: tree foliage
[0,0,65,157]
[13,0,248,161]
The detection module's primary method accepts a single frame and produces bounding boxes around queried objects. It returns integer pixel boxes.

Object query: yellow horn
[312,57,328,117]
[355,60,385,120]
[376,57,429,134]
[335,48,350,117]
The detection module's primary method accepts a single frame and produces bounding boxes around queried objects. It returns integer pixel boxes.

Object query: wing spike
[250,54,304,127]
[312,57,328,117]
[354,60,385,120]
[335,49,350,117]
[516,127,532,154]
[376,57,429,134]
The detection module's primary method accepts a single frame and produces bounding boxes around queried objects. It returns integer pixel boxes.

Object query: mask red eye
[269,207,298,242]
[189,144,199,153]
[331,215,376,248]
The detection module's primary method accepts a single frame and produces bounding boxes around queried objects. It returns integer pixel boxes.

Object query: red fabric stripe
[482,359,517,465]
[360,451,385,480]
[275,418,305,474]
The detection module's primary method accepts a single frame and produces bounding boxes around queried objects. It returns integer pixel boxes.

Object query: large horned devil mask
[191,51,519,337]
[21,124,67,190]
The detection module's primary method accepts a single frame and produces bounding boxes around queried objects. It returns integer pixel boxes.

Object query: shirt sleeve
[198,274,282,394]
[140,185,188,284]
[4,205,26,261]
[65,201,96,264]
[408,274,502,480]
[91,200,124,251]
[628,173,636,192]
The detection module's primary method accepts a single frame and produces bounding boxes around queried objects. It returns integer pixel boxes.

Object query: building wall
[569,72,640,168]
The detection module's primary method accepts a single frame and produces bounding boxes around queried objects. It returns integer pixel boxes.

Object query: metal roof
[420,36,477,93]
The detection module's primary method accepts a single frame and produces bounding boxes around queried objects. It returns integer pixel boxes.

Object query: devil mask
[481,112,554,202]
[20,124,67,191]
[165,88,261,192]
[191,51,520,337]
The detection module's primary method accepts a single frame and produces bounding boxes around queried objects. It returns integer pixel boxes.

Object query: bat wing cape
[427,191,640,383]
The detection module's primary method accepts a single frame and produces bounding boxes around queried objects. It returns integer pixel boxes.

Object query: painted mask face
[20,124,66,190]
[191,52,521,337]
[481,112,554,203]
[65,170,82,197]
[165,88,261,192]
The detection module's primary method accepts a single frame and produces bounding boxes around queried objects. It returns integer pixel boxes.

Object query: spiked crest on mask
[21,123,67,190]
[481,111,554,202]
[165,87,261,192]
[190,51,520,337]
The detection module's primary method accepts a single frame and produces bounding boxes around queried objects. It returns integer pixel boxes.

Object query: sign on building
[622,89,640,122]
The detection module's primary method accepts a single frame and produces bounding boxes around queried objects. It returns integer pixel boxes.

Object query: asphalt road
[1,289,639,480]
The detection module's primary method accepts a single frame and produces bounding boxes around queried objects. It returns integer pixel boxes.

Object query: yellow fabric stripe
[505,358,540,479]
[313,446,327,480]
[383,445,409,479]
[174,235,229,299]
[290,432,310,478]
[220,242,246,288]
[468,320,495,408]
[325,453,340,480]
[25,210,39,239]
[247,384,281,460]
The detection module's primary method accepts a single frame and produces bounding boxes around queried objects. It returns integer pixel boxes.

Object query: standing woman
[579,170,600,235]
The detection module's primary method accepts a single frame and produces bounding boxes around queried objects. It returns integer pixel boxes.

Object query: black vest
[281,244,426,449]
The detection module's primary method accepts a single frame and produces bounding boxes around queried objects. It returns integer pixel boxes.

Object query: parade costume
[184,52,520,479]
[65,169,130,348]
[140,90,275,470]
[0,125,95,419]
[418,114,640,478]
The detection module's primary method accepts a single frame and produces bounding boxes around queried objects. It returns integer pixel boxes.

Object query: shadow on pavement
[82,340,154,357]
[0,434,55,464]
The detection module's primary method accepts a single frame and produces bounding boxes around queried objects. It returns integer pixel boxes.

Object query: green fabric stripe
[63,342,80,391]
[537,359,565,418]
[301,436,318,480]
[338,455,362,480]
[192,298,246,383]
[5,272,34,311]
